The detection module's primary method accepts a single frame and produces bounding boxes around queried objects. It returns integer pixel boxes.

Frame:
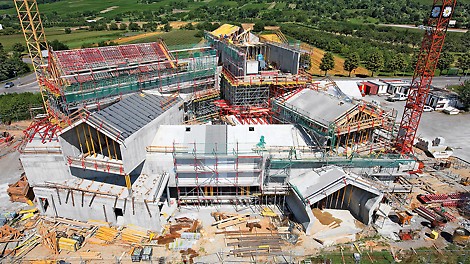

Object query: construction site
[0,0,468,263]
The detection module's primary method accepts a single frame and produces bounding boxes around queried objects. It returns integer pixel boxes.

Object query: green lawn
[0,29,125,51]
[0,0,177,18]
[123,30,201,47]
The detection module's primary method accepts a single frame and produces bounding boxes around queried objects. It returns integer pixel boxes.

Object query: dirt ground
[301,43,370,76]
[312,208,342,226]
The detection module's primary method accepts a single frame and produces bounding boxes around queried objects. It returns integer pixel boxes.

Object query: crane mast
[14,0,66,125]
[396,0,457,154]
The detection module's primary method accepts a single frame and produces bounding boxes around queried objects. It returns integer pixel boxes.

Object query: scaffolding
[48,42,217,113]
[184,88,220,124]
[148,142,269,206]
[272,93,397,156]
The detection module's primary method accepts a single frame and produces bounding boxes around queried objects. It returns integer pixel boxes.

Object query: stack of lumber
[121,225,149,244]
[0,225,22,242]
[212,213,251,229]
[225,232,285,257]
[79,251,103,260]
[58,237,79,252]
[7,175,34,203]
[87,219,110,227]
[93,226,119,243]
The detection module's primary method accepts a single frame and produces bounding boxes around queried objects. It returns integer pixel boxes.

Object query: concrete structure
[272,89,397,154]
[21,92,184,231]
[19,29,418,236]
[205,24,308,109]
[286,166,383,233]
[415,137,453,158]
[331,81,363,99]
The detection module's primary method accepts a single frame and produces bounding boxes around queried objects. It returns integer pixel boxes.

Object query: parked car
[386,93,407,102]
[4,82,14,88]
[423,105,434,112]
[443,107,460,115]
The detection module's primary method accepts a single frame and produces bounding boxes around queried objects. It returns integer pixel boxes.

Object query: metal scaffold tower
[396,0,457,154]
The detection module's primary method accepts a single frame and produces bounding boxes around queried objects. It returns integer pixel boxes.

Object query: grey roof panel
[283,89,355,126]
[91,93,181,139]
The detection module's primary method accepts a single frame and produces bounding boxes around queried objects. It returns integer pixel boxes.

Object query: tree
[12,43,26,53]
[119,23,128,30]
[48,40,69,51]
[163,22,172,32]
[457,80,470,110]
[437,52,454,75]
[343,53,359,77]
[319,52,335,76]
[389,53,407,76]
[64,28,71,34]
[365,51,384,77]
[253,22,265,32]
[182,23,194,30]
[129,22,140,31]
[457,52,470,76]
[109,23,119,30]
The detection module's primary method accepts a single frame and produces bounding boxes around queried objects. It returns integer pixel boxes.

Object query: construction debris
[7,175,34,203]
[0,225,22,242]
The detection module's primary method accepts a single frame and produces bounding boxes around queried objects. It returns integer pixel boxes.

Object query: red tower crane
[396,0,457,154]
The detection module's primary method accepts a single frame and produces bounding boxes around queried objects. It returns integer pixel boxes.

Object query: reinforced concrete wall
[33,186,162,231]
[285,191,315,233]
[121,101,184,173]
[347,186,383,225]
[21,152,72,186]
[266,42,300,75]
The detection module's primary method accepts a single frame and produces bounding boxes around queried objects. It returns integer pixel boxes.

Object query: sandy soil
[301,43,370,76]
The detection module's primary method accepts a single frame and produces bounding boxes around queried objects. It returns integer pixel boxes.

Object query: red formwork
[54,42,171,75]
[418,192,470,204]
[396,0,457,154]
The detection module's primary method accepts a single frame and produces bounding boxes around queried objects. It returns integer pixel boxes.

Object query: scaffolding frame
[272,94,397,157]
[47,43,217,114]
[149,142,287,206]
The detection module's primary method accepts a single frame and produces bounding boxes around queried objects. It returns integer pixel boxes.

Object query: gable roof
[84,93,181,141]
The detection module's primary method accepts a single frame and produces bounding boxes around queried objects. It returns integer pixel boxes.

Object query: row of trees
[284,23,469,77]
[0,92,42,123]
[319,49,469,77]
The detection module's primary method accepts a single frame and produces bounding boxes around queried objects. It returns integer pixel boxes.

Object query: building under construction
[20,24,416,234]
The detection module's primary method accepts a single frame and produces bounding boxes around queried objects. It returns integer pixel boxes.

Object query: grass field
[0,28,125,51]
[121,30,201,47]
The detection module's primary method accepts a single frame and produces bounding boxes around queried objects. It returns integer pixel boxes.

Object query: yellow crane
[13,0,66,126]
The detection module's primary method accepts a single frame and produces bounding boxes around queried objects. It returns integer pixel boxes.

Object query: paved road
[332,76,470,89]
[0,73,38,94]
[379,23,468,33]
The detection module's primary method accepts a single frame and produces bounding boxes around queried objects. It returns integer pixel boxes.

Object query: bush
[0,93,43,123]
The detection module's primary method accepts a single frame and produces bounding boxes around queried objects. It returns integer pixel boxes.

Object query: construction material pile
[212,209,295,257]
[155,217,200,248]
[7,175,34,203]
